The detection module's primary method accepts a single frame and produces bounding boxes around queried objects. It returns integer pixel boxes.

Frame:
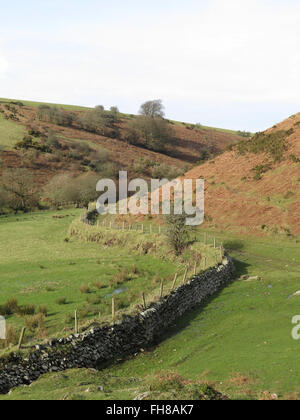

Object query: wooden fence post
[183,267,188,284]
[18,327,26,351]
[160,280,164,299]
[74,310,78,334]
[112,297,115,323]
[171,273,178,291]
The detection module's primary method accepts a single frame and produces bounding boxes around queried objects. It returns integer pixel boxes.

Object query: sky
[0,0,299,132]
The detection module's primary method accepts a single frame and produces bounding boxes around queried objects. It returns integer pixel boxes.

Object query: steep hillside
[0,98,243,185]
[185,113,300,236]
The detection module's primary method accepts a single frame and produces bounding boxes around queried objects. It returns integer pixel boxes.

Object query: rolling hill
[183,112,300,237]
[0,98,244,186]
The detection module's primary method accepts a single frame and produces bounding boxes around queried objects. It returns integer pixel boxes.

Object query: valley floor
[1,212,300,399]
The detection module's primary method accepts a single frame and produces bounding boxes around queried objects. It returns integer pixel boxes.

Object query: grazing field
[0,210,218,352]
[2,227,300,400]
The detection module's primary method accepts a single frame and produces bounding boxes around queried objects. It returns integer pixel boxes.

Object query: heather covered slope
[185,113,300,236]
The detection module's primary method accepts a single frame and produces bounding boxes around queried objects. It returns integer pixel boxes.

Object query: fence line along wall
[0,257,235,395]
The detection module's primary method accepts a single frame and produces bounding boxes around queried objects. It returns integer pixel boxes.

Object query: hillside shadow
[223,240,245,252]
[150,259,250,347]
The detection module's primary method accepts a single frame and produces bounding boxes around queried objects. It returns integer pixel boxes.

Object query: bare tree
[0,168,40,213]
[139,99,165,118]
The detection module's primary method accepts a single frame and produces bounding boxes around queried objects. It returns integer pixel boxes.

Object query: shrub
[0,298,19,316]
[284,191,294,199]
[56,297,67,305]
[0,325,18,349]
[111,269,130,287]
[290,154,300,163]
[37,305,48,316]
[79,285,91,294]
[65,313,75,324]
[15,136,51,153]
[93,281,106,290]
[129,264,139,275]
[151,163,184,180]
[79,305,98,318]
[17,304,36,316]
[252,164,272,180]
[86,296,101,305]
[116,295,130,310]
[165,212,191,255]
[24,313,45,331]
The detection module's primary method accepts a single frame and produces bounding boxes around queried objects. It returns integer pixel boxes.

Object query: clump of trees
[44,172,100,209]
[126,100,172,152]
[78,106,108,134]
[78,105,120,136]
[37,105,76,127]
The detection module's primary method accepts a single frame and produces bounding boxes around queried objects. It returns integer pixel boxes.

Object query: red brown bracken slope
[184,113,300,236]
[0,100,243,185]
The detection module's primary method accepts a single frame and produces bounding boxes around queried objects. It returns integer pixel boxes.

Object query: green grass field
[1,217,300,400]
[0,210,218,351]
[0,113,25,149]
[0,98,90,112]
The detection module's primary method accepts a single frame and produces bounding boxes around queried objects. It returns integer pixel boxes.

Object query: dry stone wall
[0,257,235,394]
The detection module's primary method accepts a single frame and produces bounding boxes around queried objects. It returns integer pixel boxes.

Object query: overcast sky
[0,0,299,132]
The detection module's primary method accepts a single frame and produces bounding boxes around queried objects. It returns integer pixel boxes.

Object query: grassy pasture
[0,98,90,112]
[0,210,217,351]
[0,113,25,149]
[2,227,300,400]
